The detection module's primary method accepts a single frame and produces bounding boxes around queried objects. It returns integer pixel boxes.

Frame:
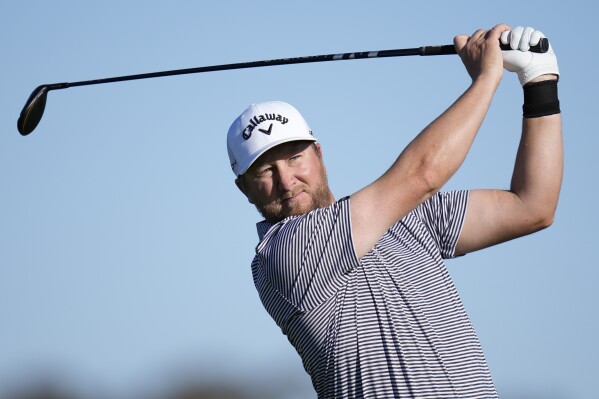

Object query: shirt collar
[256,220,273,241]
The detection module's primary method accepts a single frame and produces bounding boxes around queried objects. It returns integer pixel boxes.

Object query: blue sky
[1,1,597,398]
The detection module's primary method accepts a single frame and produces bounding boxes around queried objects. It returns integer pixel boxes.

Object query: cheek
[301,162,325,185]
[294,159,316,178]
[251,180,277,201]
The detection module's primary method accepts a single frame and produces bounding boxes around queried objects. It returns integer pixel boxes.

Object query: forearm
[510,111,563,225]
[388,75,499,192]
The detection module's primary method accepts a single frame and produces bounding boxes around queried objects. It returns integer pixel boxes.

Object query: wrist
[528,74,559,84]
[472,71,502,91]
[523,79,560,118]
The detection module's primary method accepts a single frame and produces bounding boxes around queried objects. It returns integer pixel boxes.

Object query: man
[227,24,562,398]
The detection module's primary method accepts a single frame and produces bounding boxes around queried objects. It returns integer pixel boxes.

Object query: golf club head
[18,85,49,136]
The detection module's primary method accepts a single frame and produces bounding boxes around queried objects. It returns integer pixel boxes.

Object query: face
[236,141,334,223]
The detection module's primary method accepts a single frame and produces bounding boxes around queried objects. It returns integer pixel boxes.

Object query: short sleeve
[413,190,470,259]
[254,197,359,317]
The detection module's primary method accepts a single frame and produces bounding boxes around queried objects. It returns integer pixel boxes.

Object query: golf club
[17,39,549,136]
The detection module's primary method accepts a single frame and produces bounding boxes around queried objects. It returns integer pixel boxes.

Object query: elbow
[512,190,560,234]
[414,170,442,200]
[540,208,557,229]
[536,214,554,231]
[528,206,557,233]
[416,161,446,196]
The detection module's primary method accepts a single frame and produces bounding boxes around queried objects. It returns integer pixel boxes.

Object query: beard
[254,168,333,223]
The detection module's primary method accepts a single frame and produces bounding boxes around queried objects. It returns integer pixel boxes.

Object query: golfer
[227,24,561,398]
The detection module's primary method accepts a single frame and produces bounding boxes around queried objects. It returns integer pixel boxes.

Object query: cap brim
[236,135,317,176]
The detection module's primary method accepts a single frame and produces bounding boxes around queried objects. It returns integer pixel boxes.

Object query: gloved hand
[501,26,559,86]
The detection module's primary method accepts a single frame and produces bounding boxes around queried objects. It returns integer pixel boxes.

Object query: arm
[350,24,510,259]
[456,77,562,255]
[456,28,563,255]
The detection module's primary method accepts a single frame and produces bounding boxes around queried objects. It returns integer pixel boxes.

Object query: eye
[257,166,273,177]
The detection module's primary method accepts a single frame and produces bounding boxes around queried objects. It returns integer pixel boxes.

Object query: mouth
[281,190,306,204]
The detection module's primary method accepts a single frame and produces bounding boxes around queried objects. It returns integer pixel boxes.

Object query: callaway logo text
[242,113,289,140]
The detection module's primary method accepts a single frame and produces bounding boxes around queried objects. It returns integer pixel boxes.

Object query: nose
[276,165,296,192]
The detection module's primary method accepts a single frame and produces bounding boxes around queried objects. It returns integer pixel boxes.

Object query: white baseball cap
[227,101,317,176]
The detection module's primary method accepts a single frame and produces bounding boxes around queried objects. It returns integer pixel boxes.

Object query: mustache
[279,188,306,202]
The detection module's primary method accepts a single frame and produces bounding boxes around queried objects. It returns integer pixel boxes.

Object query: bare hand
[454,24,511,83]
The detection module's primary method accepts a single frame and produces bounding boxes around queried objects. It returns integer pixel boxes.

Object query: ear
[314,142,323,158]
[235,177,255,204]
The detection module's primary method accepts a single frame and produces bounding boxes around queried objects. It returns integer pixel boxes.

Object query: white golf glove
[501,26,559,86]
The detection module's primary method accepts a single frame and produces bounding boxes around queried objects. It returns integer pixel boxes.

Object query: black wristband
[523,79,560,118]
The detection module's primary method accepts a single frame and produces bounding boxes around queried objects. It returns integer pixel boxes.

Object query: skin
[236,141,335,223]
[237,23,563,260]
[452,28,562,255]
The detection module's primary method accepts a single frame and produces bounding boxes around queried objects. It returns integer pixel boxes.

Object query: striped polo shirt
[251,191,498,398]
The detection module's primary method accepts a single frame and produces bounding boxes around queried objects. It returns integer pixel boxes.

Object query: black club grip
[420,37,550,56]
[500,37,549,52]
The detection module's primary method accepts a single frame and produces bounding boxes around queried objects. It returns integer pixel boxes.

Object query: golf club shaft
[36,40,550,91]
[50,47,444,90]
